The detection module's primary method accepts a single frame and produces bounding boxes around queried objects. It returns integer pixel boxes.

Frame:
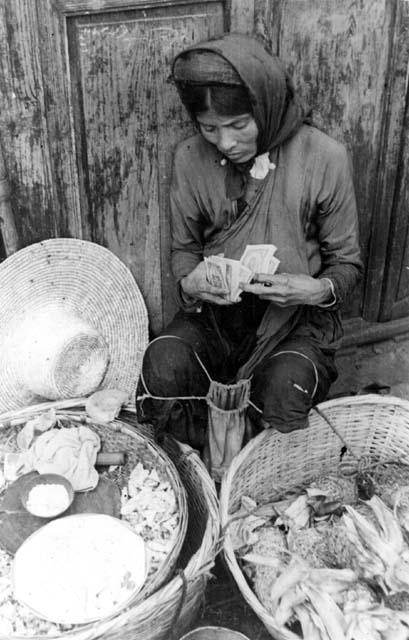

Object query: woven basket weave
[0,401,220,640]
[220,394,409,640]
[0,239,149,412]
[0,403,187,626]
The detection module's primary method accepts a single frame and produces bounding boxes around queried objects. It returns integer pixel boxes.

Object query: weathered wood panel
[380,48,409,321]
[0,141,19,256]
[254,0,404,321]
[67,3,225,333]
[0,0,80,245]
[60,0,223,13]
[363,0,409,321]
[230,0,254,34]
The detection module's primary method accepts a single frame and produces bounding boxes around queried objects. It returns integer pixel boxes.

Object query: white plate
[12,513,147,624]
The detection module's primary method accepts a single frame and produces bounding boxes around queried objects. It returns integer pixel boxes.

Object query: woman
[136,33,362,452]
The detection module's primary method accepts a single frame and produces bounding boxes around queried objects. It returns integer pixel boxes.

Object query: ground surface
[181,554,272,640]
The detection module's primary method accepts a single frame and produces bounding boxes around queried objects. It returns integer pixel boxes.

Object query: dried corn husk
[341,497,409,593]
[228,496,269,551]
[295,603,326,640]
[244,534,356,637]
[393,487,409,534]
[308,474,358,505]
[274,494,310,530]
[237,466,409,639]
[268,559,310,613]
[371,463,409,507]
[307,568,357,599]
[243,525,288,613]
[302,582,347,640]
[344,598,409,640]
[353,500,380,526]
[274,585,306,627]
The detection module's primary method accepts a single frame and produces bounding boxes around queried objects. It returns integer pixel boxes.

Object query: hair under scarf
[171,34,307,200]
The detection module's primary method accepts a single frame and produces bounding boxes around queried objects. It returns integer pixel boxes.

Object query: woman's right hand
[181,262,232,305]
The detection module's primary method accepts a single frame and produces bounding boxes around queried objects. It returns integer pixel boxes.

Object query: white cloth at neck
[249,152,276,179]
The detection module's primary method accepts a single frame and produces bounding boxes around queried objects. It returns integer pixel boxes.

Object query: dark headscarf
[171,34,307,200]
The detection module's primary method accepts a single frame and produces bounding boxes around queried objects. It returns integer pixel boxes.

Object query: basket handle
[311,405,360,461]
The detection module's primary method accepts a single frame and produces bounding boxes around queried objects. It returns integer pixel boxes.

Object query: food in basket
[230,464,409,639]
[120,462,180,576]
[0,412,186,636]
[308,473,358,504]
[243,525,288,614]
[20,473,74,518]
[25,481,71,517]
[340,497,409,592]
[287,521,335,569]
[0,545,69,636]
[13,514,147,624]
[371,462,409,507]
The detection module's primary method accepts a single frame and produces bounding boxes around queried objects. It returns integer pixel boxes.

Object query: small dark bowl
[20,473,74,518]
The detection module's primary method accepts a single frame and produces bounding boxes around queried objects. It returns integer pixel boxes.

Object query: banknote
[265,255,280,275]
[225,260,253,302]
[240,244,278,274]
[204,256,228,290]
[205,244,279,302]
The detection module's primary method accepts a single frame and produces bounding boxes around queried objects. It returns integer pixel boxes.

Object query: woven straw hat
[0,238,149,412]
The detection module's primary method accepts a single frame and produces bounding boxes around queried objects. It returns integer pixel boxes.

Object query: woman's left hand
[240,273,333,307]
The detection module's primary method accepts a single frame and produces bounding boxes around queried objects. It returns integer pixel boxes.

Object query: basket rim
[0,403,191,634]
[219,393,409,639]
[0,403,220,640]
[220,392,409,514]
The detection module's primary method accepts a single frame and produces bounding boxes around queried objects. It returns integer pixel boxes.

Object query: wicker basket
[0,401,220,640]
[220,394,409,640]
[0,404,188,604]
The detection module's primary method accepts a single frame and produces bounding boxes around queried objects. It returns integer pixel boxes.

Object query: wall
[251,0,409,397]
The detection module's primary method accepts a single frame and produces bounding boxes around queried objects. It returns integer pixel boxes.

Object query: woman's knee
[140,334,210,396]
[251,349,333,433]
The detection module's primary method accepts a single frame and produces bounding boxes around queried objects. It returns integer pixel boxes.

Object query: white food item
[26,483,70,517]
[121,463,180,572]
[12,514,147,624]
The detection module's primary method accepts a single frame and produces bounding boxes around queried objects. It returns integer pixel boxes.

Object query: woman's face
[196,109,258,164]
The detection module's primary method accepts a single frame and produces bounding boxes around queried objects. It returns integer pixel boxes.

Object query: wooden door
[65,1,227,333]
[253,0,409,343]
[377,78,409,323]
[0,0,227,335]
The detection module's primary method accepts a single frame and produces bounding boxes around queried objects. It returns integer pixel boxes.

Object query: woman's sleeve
[169,143,204,309]
[315,143,364,307]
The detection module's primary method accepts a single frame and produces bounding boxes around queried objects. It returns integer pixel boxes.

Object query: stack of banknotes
[204,244,280,302]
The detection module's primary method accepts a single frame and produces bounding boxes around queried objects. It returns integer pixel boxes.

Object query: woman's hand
[181,262,233,305]
[240,273,333,307]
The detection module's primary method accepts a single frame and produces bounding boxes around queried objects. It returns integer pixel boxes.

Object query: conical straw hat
[0,239,149,412]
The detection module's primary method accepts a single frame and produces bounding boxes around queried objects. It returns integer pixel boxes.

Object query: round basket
[220,394,409,640]
[0,403,188,616]
[180,627,251,640]
[0,402,220,640]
